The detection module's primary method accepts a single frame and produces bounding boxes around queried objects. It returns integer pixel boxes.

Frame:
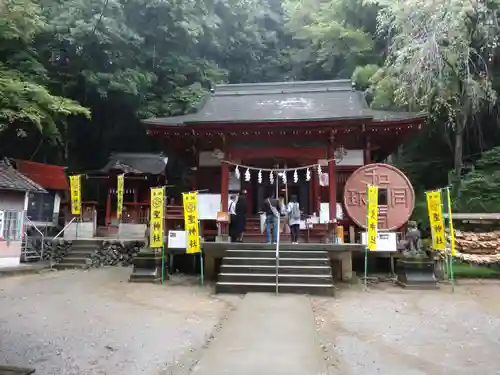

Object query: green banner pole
[364,185,369,289]
[445,187,455,293]
[161,245,165,285]
[439,189,451,280]
[198,220,204,287]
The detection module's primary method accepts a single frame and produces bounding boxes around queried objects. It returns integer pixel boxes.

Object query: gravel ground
[0,268,238,375]
[313,280,500,375]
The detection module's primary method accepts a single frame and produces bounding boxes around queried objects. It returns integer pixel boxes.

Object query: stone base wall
[90,241,145,267]
[33,239,146,268]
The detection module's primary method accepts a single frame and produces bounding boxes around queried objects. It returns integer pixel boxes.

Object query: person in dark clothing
[263,195,281,244]
[234,190,248,242]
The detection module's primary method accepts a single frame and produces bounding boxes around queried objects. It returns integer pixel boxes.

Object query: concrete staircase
[216,244,334,296]
[53,240,100,270]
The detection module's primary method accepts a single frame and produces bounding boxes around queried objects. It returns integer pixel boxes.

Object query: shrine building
[143,80,425,244]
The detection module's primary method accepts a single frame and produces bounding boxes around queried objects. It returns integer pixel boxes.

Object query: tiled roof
[0,160,47,193]
[15,160,68,190]
[143,80,426,126]
[100,153,168,175]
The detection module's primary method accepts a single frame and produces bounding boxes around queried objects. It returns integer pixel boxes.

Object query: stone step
[66,250,95,257]
[224,249,328,259]
[216,281,334,296]
[222,257,330,266]
[58,257,90,265]
[52,263,89,270]
[71,243,100,250]
[221,264,332,275]
[218,273,333,285]
[215,243,331,251]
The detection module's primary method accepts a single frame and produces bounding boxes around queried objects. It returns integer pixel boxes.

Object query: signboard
[182,192,201,254]
[367,185,378,251]
[168,230,187,249]
[361,232,397,251]
[197,194,221,220]
[117,174,124,219]
[216,211,230,223]
[69,175,81,215]
[426,190,445,250]
[150,187,165,248]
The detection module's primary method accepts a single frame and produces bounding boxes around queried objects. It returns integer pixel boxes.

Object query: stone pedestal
[0,365,36,374]
[396,258,439,289]
[129,249,166,283]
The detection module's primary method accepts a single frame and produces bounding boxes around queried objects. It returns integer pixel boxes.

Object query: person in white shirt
[287,195,301,244]
[228,195,237,242]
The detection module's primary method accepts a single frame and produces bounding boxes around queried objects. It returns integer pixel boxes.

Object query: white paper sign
[197,194,221,220]
[361,232,397,252]
[319,203,344,223]
[0,211,4,240]
[168,230,186,249]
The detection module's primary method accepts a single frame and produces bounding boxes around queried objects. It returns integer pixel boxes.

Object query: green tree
[370,0,499,186]
[284,0,380,79]
[455,146,500,212]
[0,0,89,145]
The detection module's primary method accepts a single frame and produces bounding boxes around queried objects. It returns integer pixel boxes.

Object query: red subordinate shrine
[143,79,425,246]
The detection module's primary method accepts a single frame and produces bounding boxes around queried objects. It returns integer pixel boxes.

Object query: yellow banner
[69,175,81,215]
[367,185,378,251]
[182,192,200,254]
[150,187,165,248]
[117,174,124,219]
[426,190,445,250]
[446,188,456,256]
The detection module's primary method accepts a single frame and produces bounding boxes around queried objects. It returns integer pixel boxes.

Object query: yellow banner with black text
[426,190,445,250]
[367,185,378,251]
[150,187,165,248]
[182,192,200,254]
[69,175,81,215]
[117,174,124,219]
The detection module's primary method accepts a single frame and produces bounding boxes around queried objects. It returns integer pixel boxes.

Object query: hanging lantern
[282,171,287,184]
[269,171,274,184]
[306,168,311,182]
[258,170,262,184]
[245,168,250,182]
[235,166,240,179]
[293,169,298,183]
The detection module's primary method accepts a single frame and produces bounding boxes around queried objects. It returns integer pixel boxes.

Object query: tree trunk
[453,114,465,190]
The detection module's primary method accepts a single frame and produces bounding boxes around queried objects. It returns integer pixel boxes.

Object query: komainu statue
[403,221,425,257]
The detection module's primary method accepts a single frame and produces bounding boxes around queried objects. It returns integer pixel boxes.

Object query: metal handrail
[53,217,76,240]
[24,215,45,259]
[275,215,281,296]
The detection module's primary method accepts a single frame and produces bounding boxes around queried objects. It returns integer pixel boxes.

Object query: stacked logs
[89,241,145,268]
[40,240,72,262]
[452,230,500,264]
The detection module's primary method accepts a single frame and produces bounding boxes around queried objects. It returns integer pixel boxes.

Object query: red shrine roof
[15,160,68,190]
[143,80,426,127]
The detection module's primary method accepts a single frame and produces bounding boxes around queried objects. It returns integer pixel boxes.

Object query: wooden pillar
[192,149,199,191]
[328,134,337,223]
[221,148,230,237]
[364,131,371,164]
[105,187,111,226]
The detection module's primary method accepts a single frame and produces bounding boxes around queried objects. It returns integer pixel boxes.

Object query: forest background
[2,0,500,220]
